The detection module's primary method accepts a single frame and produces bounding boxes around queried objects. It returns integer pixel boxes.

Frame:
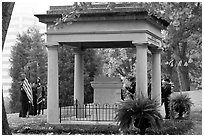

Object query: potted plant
[115,97,163,135]
[169,93,193,119]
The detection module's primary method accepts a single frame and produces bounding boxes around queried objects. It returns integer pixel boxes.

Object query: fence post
[59,103,61,123]
[75,99,78,118]
[96,104,98,121]
[85,104,87,118]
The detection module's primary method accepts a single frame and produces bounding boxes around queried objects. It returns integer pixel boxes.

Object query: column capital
[46,46,59,50]
[45,42,59,49]
[132,42,149,47]
[149,47,163,54]
[46,45,59,50]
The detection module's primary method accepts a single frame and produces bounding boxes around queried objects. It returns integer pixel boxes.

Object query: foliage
[98,48,136,77]
[169,93,194,119]
[58,46,74,106]
[9,26,47,113]
[115,97,163,134]
[97,48,152,86]
[58,46,102,106]
[158,2,202,90]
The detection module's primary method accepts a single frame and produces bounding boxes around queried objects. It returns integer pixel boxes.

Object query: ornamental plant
[169,93,193,119]
[115,97,163,135]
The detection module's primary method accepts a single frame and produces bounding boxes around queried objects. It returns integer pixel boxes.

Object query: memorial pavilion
[35,4,169,123]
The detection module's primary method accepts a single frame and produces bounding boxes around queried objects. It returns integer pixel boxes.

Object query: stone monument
[91,76,123,105]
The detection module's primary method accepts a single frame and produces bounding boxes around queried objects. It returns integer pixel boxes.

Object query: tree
[9,27,47,113]
[58,46,74,106]
[155,2,202,90]
[97,48,152,86]
[24,28,47,85]
[83,49,103,103]
[2,2,15,135]
[99,48,136,78]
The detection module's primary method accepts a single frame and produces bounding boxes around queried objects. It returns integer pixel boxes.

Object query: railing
[59,102,119,122]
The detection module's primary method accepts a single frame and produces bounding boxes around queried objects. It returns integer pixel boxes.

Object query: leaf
[170,63,174,67]
[188,58,193,63]
[169,15,174,20]
[178,61,182,66]
[173,20,180,27]
[184,62,188,66]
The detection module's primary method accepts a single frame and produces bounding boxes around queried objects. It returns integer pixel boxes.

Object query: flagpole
[28,64,30,117]
[29,63,33,116]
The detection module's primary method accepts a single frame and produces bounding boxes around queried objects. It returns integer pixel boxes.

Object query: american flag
[22,77,33,106]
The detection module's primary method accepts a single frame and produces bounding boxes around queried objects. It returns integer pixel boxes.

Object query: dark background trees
[58,46,102,106]
[157,2,202,91]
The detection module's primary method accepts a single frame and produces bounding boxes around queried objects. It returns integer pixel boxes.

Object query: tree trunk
[2,2,15,49]
[2,93,12,135]
[177,65,190,91]
[176,66,183,91]
[180,66,190,91]
[174,41,190,92]
[2,2,15,135]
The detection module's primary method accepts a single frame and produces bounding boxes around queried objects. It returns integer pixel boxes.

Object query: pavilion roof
[45,3,169,28]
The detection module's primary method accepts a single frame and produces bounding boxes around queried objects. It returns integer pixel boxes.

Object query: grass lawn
[6,113,193,135]
[7,90,202,135]
[7,110,201,135]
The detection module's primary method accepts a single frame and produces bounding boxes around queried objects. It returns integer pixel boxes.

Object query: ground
[7,90,202,135]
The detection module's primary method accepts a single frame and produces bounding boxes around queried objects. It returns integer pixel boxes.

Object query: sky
[3,0,199,17]
[12,0,73,14]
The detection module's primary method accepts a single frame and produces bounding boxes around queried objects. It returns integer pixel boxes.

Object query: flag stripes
[23,77,33,106]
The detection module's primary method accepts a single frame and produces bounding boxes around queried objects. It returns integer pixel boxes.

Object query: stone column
[74,48,85,118]
[135,44,148,98]
[47,45,59,124]
[150,48,162,103]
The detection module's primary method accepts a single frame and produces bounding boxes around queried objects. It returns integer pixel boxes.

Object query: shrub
[115,97,163,134]
[169,93,194,119]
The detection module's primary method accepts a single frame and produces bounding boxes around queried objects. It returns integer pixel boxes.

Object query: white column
[151,48,162,102]
[74,48,84,118]
[47,45,59,124]
[135,44,148,98]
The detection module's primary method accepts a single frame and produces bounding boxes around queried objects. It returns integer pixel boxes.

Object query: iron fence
[59,102,119,122]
